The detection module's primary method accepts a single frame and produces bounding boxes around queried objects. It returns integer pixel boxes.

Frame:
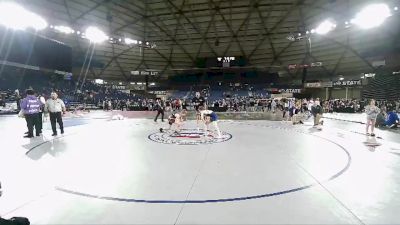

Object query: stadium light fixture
[315,20,336,35]
[29,13,47,30]
[54,26,74,34]
[125,38,137,45]
[351,4,391,29]
[85,26,108,43]
[0,2,47,30]
[94,79,104,84]
[394,6,398,11]
[310,29,315,34]
[339,77,344,81]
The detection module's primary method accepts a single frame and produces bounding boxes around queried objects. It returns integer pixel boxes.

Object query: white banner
[305,82,322,88]
[279,89,302,93]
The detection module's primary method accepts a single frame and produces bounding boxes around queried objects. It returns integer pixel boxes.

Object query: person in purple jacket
[20,89,43,138]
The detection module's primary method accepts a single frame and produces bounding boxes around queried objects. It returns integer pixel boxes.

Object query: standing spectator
[15,89,21,111]
[37,93,46,134]
[154,99,165,122]
[192,92,205,111]
[182,99,188,110]
[108,100,112,111]
[282,99,289,119]
[271,99,277,113]
[311,99,323,127]
[45,92,66,136]
[20,89,42,138]
[365,99,380,136]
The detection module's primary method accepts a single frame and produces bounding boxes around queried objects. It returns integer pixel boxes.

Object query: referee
[45,92,66,136]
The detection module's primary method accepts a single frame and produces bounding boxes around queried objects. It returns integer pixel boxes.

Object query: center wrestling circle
[27,121,351,204]
[148,128,233,145]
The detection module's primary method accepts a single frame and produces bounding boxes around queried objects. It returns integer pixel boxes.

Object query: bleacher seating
[362,73,400,100]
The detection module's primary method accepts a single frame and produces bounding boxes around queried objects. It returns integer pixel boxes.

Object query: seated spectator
[384,108,399,129]
[375,110,387,128]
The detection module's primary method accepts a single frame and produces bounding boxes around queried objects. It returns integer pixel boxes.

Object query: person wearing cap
[20,89,42,138]
[45,92,66,136]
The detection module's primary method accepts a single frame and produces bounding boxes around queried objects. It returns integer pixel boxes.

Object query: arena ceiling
[13,0,400,81]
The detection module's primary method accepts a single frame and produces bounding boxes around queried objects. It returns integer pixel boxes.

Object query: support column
[145,75,149,92]
[345,87,349,100]
[325,87,329,100]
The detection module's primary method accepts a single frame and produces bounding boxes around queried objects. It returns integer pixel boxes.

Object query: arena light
[125,38,137,45]
[94,79,104,84]
[0,2,47,30]
[28,13,47,30]
[315,20,336,35]
[351,4,391,29]
[54,26,74,34]
[85,26,108,43]
[395,7,398,11]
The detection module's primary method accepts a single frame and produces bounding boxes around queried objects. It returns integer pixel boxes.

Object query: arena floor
[1,111,400,224]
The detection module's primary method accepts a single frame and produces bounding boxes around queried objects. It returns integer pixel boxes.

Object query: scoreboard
[198,56,247,68]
